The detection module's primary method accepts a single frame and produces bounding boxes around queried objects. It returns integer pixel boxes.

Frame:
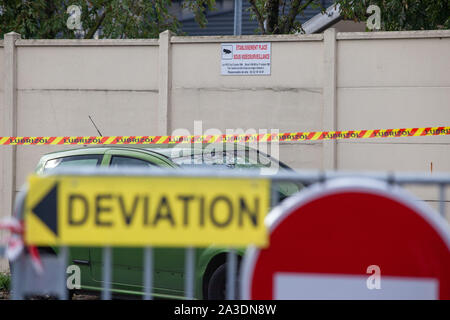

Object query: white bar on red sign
[274,273,439,300]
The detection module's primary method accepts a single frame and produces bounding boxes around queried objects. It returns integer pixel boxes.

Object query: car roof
[41,143,253,158]
[38,143,292,171]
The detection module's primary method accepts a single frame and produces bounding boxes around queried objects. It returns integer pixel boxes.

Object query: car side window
[110,156,155,168]
[44,155,102,172]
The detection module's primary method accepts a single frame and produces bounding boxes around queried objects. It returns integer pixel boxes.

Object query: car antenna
[88,115,103,137]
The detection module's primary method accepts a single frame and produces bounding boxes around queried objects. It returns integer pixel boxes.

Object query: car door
[88,149,186,297]
[39,153,105,288]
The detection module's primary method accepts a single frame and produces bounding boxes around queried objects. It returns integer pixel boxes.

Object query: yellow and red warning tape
[0,126,449,146]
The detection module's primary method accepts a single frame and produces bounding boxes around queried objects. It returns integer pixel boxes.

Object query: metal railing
[2,169,449,300]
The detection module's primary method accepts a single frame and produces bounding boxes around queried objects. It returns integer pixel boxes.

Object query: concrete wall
[15,41,160,188]
[1,30,450,258]
[333,30,450,220]
[170,34,325,171]
[337,34,450,172]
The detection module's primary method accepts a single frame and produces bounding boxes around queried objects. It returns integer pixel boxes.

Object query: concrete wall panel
[337,38,450,88]
[17,90,158,136]
[171,87,323,132]
[337,87,450,130]
[15,90,158,187]
[0,47,4,91]
[17,46,159,90]
[337,143,450,172]
[279,143,323,170]
[172,41,324,89]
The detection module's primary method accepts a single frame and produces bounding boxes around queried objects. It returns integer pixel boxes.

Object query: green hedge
[0,273,10,292]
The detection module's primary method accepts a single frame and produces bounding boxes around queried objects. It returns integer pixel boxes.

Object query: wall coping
[15,39,159,47]
[171,34,324,43]
[337,30,450,40]
[4,29,450,47]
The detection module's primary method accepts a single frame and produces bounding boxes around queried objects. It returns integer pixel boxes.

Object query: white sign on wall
[221,43,271,75]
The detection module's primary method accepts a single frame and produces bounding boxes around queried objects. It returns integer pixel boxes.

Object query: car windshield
[170,147,287,173]
[170,147,301,201]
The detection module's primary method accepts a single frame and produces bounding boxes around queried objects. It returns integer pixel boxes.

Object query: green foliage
[335,0,450,31]
[248,0,325,34]
[0,0,216,39]
[0,273,10,292]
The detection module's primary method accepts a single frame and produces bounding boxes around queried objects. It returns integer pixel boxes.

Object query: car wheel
[207,263,240,300]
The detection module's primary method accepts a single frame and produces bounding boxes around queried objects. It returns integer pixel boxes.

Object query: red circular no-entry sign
[240,178,450,300]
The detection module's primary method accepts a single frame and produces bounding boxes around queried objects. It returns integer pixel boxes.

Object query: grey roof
[180,0,336,36]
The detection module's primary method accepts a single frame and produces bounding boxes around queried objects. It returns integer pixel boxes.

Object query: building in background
[171,0,364,36]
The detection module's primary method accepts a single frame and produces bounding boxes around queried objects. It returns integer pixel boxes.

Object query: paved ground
[0,290,100,300]
[73,293,99,300]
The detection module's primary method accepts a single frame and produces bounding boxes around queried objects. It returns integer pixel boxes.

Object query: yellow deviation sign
[25,175,270,247]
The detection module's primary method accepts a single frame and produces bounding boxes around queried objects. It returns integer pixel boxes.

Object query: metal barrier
[2,169,450,300]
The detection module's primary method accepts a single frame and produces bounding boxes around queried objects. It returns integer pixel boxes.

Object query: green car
[34,143,300,299]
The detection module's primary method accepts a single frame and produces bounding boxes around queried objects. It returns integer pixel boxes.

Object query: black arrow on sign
[32,184,58,236]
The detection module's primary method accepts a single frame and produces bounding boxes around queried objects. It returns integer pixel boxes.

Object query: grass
[0,273,10,292]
